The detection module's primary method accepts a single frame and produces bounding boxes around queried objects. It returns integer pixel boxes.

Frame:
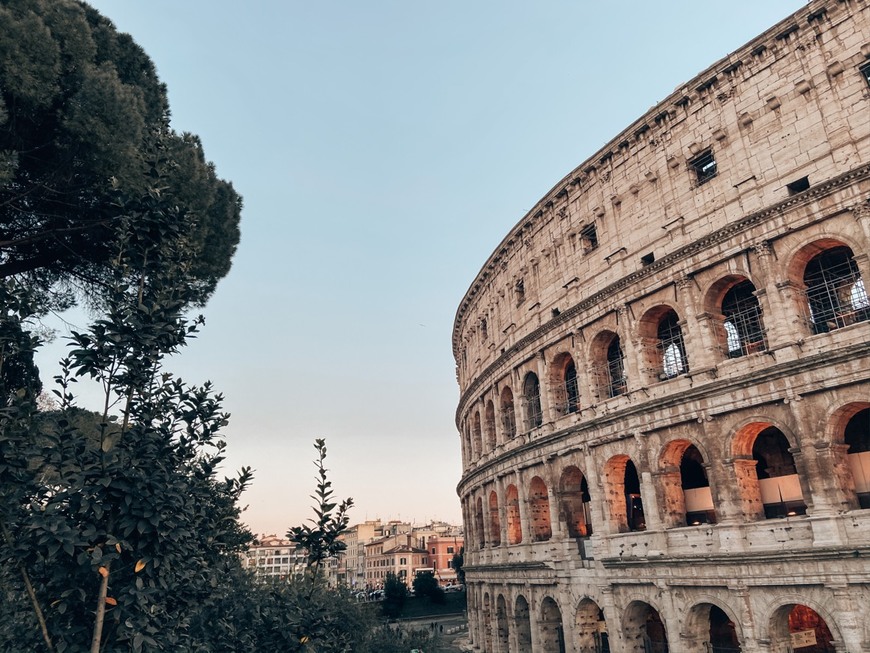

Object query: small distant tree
[452,547,466,585]
[412,570,445,604]
[382,572,407,619]
[287,439,353,579]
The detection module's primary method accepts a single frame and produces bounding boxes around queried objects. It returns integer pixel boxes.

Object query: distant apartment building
[241,534,306,579]
[426,533,464,587]
[364,532,429,588]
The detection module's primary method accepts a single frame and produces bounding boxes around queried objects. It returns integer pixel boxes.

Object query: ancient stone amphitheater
[453,1,870,651]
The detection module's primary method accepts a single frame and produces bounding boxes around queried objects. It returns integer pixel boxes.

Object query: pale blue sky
[38,1,805,535]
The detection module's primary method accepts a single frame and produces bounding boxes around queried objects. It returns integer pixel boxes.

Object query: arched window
[474,496,486,549]
[624,460,646,531]
[488,490,501,546]
[484,400,497,451]
[604,455,646,532]
[681,445,716,525]
[845,407,870,509]
[559,466,592,537]
[472,411,482,460]
[564,359,579,414]
[505,484,522,544]
[529,476,552,541]
[804,245,869,333]
[721,280,766,357]
[658,310,688,379]
[523,372,543,430]
[753,427,806,519]
[500,386,516,439]
[606,336,627,397]
[539,597,566,653]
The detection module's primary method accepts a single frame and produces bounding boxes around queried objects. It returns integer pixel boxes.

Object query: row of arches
[465,405,869,547]
[471,589,841,653]
[462,239,868,464]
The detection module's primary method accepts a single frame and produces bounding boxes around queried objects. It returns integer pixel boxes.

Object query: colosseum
[452,1,870,652]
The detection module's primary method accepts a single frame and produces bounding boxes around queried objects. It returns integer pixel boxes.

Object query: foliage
[382,572,407,619]
[287,439,353,578]
[0,0,241,307]
[0,187,251,652]
[451,547,465,585]
[412,570,445,604]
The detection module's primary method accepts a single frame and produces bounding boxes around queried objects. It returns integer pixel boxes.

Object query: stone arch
[484,399,497,451]
[550,351,580,416]
[768,602,838,653]
[472,410,483,460]
[829,402,870,509]
[659,439,716,527]
[500,385,517,439]
[505,484,522,544]
[575,597,609,653]
[515,595,532,651]
[496,594,510,652]
[529,475,553,541]
[488,490,502,547]
[638,304,688,382]
[540,596,566,653]
[590,329,627,399]
[474,495,486,549]
[482,592,494,652]
[684,601,743,652]
[731,421,806,520]
[604,454,646,532]
[787,238,869,334]
[559,465,593,537]
[704,274,767,358]
[522,371,543,431]
[623,600,669,653]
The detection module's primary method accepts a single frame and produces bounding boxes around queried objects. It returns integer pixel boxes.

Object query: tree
[287,439,353,578]
[381,572,407,619]
[0,0,241,307]
[412,570,445,604]
[452,547,465,586]
[0,197,251,652]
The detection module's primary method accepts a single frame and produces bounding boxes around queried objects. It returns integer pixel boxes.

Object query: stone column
[751,241,800,349]
[675,274,717,370]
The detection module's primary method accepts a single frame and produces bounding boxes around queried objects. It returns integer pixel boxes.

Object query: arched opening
[482,593,493,652]
[681,445,716,525]
[657,310,688,379]
[501,386,517,439]
[474,496,486,550]
[565,358,580,414]
[591,330,627,399]
[560,466,593,537]
[803,244,868,333]
[540,597,566,653]
[753,426,807,518]
[720,279,766,357]
[550,352,580,417]
[523,372,543,430]
[488,490,502,547]
[659,440,716,528]
[709,605,741,652]
[606,336,627,397]
[472,411,483,460]
[529,476,553,541]
[604,455,646,533]
[496,595,510,652]
[625,460,646,531]
[844,406,870,509]
[576,599,609,653]
[624,601,669,653]
[771,604,836,653]
[515,596,532,651]
[484,400,497,451]
[506,484,522,544]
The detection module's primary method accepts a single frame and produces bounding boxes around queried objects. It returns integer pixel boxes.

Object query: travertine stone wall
[453,1,870,651]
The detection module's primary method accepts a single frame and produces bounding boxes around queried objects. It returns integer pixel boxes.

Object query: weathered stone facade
[452,2,870,652]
